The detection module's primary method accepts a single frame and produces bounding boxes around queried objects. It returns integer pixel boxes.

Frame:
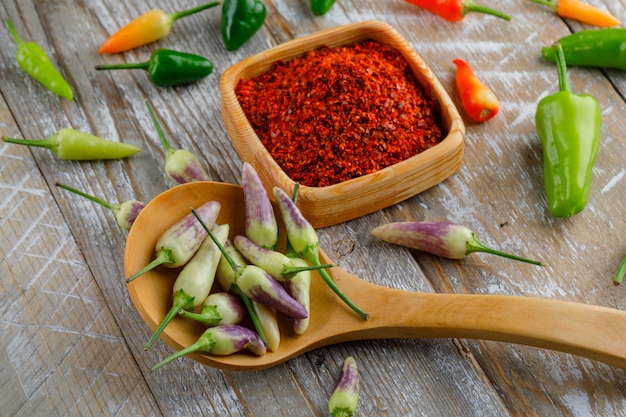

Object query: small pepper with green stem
[151,324,266,370]
[242,162,278,250]
[178,291,246,327]
[535,43,602,217]
[328,356,360,417]
[98,1,220,54]
[145,99,211,184]
[222,0,266,51]
[126,200,221,282]
[2,128,140,160]
[541,29,626,71]
[273,186,369,320]
[371,221,543,265]
[96,49,213,87]
[56,182,144,230]
[404,0,510,21]
[144,223,229,350]
[6,19,74,100]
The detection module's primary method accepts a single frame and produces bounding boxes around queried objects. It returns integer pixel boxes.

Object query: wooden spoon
[125,182,626,372]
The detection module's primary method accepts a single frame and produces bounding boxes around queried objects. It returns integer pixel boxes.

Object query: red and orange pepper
[98,1,220,54]
[453,59,499,123]
[529,0,619,27]
[404,0,510,21]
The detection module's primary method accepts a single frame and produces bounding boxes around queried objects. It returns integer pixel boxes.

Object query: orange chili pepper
[453,59,499,123]
[98,1,220,54]
[529,0,619,27]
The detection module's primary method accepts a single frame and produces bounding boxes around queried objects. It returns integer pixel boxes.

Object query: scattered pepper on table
[98,1,221,54]
[404,0,511,21]
[328,356,360,417]
[529,0,619,27]
[310,0,336,15]
[535,43,602,217]
[371,221,544,265]
[145,99,211,183]
[6,19,74,100]
[95,49,213,87]
[541,29,626,71]
[2,128,140,160]
[221,0,266,51]
[56,183,145,230]
[453,58,499,123]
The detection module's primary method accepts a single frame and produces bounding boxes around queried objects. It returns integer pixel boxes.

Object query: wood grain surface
[1,0,626,416]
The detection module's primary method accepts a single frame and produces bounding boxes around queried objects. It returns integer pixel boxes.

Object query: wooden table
[2,0,626,415]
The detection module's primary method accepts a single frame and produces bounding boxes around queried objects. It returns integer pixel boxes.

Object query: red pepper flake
[235,40,445,187]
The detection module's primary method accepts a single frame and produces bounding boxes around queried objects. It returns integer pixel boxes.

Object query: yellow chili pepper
[98,1,220,54]
[529,0,620,27]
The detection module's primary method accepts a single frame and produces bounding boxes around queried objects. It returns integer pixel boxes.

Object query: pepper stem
[527,0,558,10]
[552,43,570,93]
[6,19,24,47]
[178,305,222,327]
[466,234,543,266]
[95,61,150,71]
[301,247,370,320]
[462,0,511,20]
[613,256,626,286]
[281,263,336,278]
[126,248,175,283]
[171,1,221,21]
[3,137,55,150]
[191,208,269,347]
[145,289,195,350]
[151,332,215,371]
[145,99,175,156]
[56,182,116,211]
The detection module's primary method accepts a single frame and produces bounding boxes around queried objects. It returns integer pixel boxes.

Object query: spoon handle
[368,287,626,369]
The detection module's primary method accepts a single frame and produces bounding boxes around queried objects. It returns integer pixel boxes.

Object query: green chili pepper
[2,128,140,160]
[541,28,626,71]
[95,49,213,87]
[310,0,337,15]
[221,0,266,51]
[6,19,74,100]
[535,43,602,217]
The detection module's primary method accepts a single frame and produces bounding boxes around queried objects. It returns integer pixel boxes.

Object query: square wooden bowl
[220,20,465,228]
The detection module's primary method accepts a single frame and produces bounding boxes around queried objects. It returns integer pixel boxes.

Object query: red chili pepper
[453,58,499,123]
[405,0,510,21]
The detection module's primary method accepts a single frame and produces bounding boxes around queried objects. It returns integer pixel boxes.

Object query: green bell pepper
[535,43,602,218]
[222,0,266,51]
[95,49,213,87]
[310,0,337,15]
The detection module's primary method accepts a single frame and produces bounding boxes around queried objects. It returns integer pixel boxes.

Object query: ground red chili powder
[235,40,445,187]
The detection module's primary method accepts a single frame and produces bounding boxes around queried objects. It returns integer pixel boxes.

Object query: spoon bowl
[125,182,626,371]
